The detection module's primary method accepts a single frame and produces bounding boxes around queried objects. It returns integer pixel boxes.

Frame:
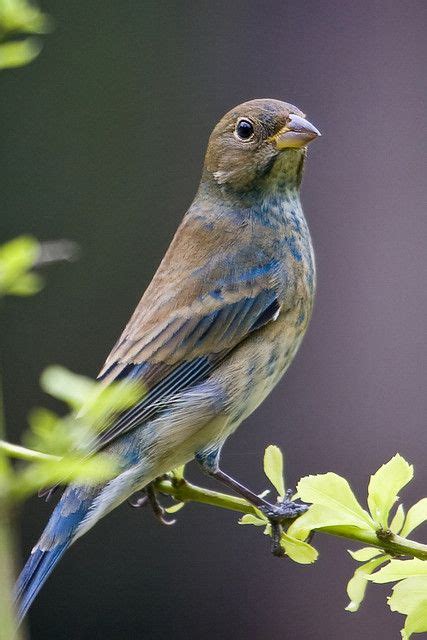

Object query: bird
[16,98,320,621]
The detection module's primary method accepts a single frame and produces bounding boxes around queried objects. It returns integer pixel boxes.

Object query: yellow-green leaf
[288,503,373,542]
[165,502,185,514]
[402,600,427,639]
[390,504,406,534]
[263,445,285,497]
[41,366,141,423]
[400,498,427,538]
[280,532,318,564]
[14,454,117,500]
[9,271,43,295]
[296,473,374,529]
[239,514,267,526]
[41,366,95,408]
[389,576,427,615]
[0,37,42,69]
[346,555,390,612]
[0,0,52,34]
[348,547,383,562]
[367,454,413,528]
[368,559,427,584]
[0,235,41,295]
[171,465,186,481]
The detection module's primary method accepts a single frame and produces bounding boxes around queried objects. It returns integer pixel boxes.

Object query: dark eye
[235,118,254,141]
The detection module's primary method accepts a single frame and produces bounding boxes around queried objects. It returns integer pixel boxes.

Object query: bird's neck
[198,148,306,213]
[196,172,305,234]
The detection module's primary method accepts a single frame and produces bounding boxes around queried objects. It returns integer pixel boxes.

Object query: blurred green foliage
[4,366,142,501]
[0,235,143,501]
[0,236,43,296]
[0,0,51,70]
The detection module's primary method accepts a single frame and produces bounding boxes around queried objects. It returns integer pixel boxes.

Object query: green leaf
[0,235,38,268]
[6,271,43,295]
[239,514,267,526]
[83,379,142,429]
[0,37,42,69]
[263,445,285,497]
[280,532,318,564]
[0,236,41,295]
[400,498,427,537]
[13,453,117,500]
[389,576,427,614]
[402,600,427,639]
[25,407,72,455]
[40,366,95,409]
[346,555,390,612]
[368,559,427,584]
[296,473,374,529]
[40,366,142,425]
[170,465,186,481]
[348,547,383,562]
[390,504,406,534]
[288,504,373,542]
[0,0,52,34]
[165,502,185,514]
[367,454,413,528]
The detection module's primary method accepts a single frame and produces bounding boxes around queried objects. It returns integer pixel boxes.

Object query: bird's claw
[261,499,308,523]
[128,483,176,526]
[128,492,149,509]
[258,490,309,557]
[146,483,177,526]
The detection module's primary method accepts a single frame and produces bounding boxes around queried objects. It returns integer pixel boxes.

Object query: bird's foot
[257,489,309,557]
[128,482,176,526]
[259,498,308,523]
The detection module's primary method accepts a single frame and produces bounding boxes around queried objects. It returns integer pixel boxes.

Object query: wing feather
[92,215,284,453]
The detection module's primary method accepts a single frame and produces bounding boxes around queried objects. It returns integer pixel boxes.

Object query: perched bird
[16,98,320,621]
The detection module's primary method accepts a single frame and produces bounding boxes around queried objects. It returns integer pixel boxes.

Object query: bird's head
[204,98,320,193]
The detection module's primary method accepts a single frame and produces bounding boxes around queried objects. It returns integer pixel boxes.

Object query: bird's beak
[269,114,321,149]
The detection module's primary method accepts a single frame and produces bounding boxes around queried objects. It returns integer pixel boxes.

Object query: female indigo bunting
[17,98,320,620]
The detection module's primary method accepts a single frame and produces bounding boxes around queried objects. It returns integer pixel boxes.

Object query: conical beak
[269,114,321,149]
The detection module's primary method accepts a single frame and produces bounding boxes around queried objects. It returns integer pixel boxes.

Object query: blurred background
[1,1,427,638]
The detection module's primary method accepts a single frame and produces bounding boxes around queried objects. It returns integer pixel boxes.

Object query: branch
[0,440,59,462]
[155,478,427,560]
[3,440,427,562]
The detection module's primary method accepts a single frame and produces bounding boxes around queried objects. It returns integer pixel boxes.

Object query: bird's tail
[15,484,97,624]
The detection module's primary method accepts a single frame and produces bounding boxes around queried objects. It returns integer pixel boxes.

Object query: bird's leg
[195,450,308,556]
[128,482,176,526]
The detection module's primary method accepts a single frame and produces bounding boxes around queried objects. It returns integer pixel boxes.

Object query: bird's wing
[93,215,282,452]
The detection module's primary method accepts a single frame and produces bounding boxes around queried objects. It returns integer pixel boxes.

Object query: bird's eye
[235,118,255,141]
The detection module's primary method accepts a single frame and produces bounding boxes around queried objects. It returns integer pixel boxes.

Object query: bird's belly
[212,306,308,427]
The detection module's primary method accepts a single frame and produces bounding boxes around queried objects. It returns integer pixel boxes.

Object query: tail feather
[15,485,96,624]
[16,543,69,624]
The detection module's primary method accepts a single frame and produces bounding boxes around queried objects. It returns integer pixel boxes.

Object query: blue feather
[16,486,94,622]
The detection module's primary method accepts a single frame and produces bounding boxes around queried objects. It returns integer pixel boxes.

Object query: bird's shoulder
[99,206,285,380]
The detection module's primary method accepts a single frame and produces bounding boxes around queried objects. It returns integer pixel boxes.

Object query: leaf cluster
[0,0,51,69]
[237,448,427,638]
[0,367,143,502]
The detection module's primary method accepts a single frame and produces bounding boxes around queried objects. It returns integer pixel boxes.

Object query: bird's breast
[211,198,315,426]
